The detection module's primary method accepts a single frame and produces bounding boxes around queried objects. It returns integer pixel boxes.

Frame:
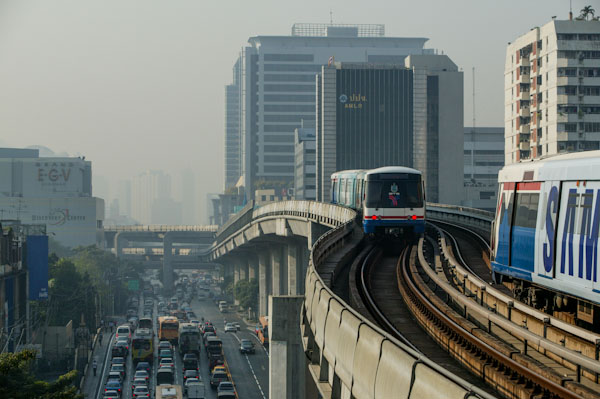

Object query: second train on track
[330,166,425,236]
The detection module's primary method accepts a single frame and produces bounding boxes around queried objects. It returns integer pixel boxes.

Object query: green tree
[0,350,82,399]
[579,5,595,20]
[234,279,259,311]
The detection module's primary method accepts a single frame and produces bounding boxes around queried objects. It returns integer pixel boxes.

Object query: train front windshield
[366,174,422,208]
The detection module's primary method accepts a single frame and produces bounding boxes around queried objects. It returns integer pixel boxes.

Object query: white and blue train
[331,166,425,236]
[491,150,600,326]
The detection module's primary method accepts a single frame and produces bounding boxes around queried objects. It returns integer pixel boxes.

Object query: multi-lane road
[91,291,269,399]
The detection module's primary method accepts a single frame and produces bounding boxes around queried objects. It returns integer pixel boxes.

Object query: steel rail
[411,238,584,399]
[430,220,600,349]
[418,233,600,376]
[357,245,420,353]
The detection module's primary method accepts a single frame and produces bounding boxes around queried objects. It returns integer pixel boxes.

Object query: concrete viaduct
[105,225,218,289]
[201,200,495,399]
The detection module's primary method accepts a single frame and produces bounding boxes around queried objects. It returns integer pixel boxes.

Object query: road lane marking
[95,333,115,399]
[231,332,267,399]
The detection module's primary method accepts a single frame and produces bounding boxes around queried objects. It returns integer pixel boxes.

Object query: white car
[224,323,237,333]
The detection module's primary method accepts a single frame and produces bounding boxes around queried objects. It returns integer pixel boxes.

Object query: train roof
[499,150,600,182]
[331,169,368,179]
[366,166,421,175]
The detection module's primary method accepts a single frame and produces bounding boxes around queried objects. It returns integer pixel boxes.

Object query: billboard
[22,159,87,197]
[27,235,49,300]
[0,197,103,248]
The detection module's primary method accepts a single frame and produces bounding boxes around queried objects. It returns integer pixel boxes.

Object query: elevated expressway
[204,200,497,399]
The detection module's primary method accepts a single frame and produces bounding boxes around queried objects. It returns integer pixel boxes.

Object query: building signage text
[339,93,367,109]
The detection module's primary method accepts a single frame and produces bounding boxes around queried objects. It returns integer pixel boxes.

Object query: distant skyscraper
[505,18,600,164]
[224,59,242,191]
[132,170,172,225]
[316,57,464,205]
[181,169,196,224]
[117,179,131,217]
[225,23,434,199]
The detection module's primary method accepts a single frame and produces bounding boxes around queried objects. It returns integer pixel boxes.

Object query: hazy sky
[0,0,590,219]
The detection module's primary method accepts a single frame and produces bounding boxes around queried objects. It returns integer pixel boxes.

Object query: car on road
[156,367,174,385]
[217,381,235,395]
[210,371,229,388]
[183,354,199,372]
[239,339,255,354]
[135,361,151,373]
[107,371,123,383]
[159,357,175,370]
[216,392,236,399]
[103,390,120,399]
[132,385,151,398]
[158,348,173,360]
[131,378,147,392]
[114,340,129,355]
[224,323,236,333]
[184,369,200,382]
[111,356,125,366]
[233,322,240,331]
[104,380,122,396]
[115,325,131,342]
[158,340,172,351]
[111,345,126,358]
[133,369,150,382]
[110,364,126,379]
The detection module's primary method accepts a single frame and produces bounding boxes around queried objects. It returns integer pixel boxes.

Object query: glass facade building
[317,64,414,201]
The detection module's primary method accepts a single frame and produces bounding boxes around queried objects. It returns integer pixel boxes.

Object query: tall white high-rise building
[504,18,600,165]
[225,23,435,199]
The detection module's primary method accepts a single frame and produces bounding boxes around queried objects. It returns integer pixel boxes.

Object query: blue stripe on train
[491,261,533,281]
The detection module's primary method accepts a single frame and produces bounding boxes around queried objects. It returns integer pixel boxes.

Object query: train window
[514,193,539,228]
[366,176,422,208]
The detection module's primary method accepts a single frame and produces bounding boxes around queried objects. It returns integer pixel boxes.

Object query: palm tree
[579,5,595,20]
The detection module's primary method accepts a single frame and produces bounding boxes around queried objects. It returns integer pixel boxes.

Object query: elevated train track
[350,232,600,398]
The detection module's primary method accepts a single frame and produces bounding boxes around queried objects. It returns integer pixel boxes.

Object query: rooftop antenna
[471,66,476,180]
[472,66,476,133]
[569,0,573,20]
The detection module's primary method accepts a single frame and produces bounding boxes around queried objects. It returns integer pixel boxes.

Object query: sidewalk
[81,330,113,398]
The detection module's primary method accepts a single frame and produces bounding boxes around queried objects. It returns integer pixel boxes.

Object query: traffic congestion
[95,272,268,399]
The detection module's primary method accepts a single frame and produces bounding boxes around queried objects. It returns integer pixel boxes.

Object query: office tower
[225,23,433,199]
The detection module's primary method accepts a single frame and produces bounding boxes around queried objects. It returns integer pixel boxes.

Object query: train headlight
[411,215,417,220]
[371,215,377,220]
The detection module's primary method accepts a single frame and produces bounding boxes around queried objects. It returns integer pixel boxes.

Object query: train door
[509,183,540,274]
[494,183,515,266]
[535,181,560,279]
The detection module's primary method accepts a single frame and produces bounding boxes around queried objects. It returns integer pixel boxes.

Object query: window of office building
[264,124,300,132]
[264,64,322,72]
[263,54,314,62]
[264,84,315,92]
[264,74,317,82]
[264,94,315,102]
[264,104,315,112]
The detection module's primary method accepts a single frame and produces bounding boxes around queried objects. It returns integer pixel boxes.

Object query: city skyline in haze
[0,0,590,223]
